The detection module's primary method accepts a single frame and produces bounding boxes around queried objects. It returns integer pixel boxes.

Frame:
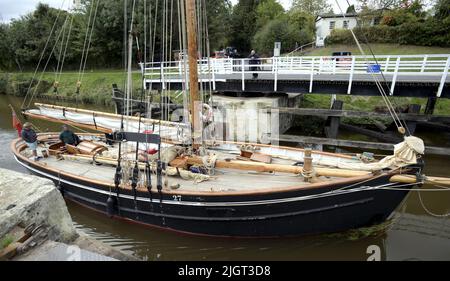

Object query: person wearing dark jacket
[247,50,260,79]
[59,125,80,146]
[21,122,40,161]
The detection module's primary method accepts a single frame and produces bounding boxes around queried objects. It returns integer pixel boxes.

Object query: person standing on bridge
[248,50,260,79]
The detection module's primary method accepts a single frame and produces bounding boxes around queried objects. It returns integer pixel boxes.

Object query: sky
[0,0,351,23]
[0,0,70,22]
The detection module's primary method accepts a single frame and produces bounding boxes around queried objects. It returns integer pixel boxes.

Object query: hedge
[325,20,450,47]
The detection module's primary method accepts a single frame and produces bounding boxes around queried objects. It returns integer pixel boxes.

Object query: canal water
[1,95,449,261]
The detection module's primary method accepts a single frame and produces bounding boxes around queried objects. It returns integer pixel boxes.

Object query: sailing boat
[10,0,435,237]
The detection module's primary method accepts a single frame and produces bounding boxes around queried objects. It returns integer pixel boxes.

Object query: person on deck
[59,125,80,146]
[21,122,40,161]
[247,50,260,79]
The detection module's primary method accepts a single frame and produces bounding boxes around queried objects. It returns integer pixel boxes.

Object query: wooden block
[170,157,188,169]
[240,150,253,159]
[250,152,272,164]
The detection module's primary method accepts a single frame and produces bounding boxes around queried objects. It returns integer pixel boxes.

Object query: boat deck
[20,143,338,193]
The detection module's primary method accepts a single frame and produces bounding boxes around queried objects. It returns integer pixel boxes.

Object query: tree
[287,8,315,41]
[434,0,450,20]
[256,0,285,29]
[346,5,356,13]
[229,0,264,54]
[252,17,312,55]
[204,0,233,52]
[6,3,72,71]
[0,24,14,70]
[291,0,332,16]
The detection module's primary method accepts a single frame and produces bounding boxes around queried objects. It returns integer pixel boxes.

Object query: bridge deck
[143,54,450,98]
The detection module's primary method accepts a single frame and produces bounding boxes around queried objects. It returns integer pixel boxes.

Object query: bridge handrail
[142,54,450,97]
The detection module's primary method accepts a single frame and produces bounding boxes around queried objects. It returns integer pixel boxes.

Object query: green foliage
[0,73,8,95]
[0,0,232,71]
[229,0,263,54]
[256,0,285,29]
[291,0,332,16]
[381,1,425,26]
[434,0,450,20]
[325,18,450,47]
[205,0,233,51]
[0,235,14,250]
[326,0,450,48]
[253,17,312,55]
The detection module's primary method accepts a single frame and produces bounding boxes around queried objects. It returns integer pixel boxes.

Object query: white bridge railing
[142,54,450,97]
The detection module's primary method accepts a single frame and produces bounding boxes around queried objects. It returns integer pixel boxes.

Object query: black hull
[15,156,415,237]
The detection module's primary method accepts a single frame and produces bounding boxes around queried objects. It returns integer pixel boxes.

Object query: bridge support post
[324,100,343,139]
[425,97,437,115]
[406,104,421,135]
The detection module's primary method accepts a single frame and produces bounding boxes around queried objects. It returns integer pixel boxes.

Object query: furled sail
[25,103,190,143]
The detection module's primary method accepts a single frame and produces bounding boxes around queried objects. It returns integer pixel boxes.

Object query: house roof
[317,13,358,20]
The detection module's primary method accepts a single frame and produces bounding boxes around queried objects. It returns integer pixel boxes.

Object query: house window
[343,20,349,29]
[329,21,336,30]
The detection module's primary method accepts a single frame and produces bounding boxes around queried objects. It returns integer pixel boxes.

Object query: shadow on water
[0,95,449,260]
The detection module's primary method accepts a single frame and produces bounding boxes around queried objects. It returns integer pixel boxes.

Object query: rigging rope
[22,0,67,109]
[26,11,72,109]
[56,10,75,85]
[78,0,101,92]
[335,0,410,136]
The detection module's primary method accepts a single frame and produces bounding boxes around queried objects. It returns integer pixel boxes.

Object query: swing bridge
[142,53,450,98]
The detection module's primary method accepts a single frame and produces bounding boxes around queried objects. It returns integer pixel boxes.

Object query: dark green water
[1,95,449,261]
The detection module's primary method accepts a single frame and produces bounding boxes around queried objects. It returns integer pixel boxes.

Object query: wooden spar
[23,112,113,133]
[185,156,371,178]
[390,174,450,185]
[186,0,201,150]
[32,103,189,128]
[303,148,313,182]
[273,134,450,156]
[61,154,210,182]
[64,153,371,179]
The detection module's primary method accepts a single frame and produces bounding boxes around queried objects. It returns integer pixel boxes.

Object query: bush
[325,19,450,47]
[252,17,313,55]
[0,73,8,95]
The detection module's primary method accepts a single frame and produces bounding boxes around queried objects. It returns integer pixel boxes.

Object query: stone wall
[0,168,77,243]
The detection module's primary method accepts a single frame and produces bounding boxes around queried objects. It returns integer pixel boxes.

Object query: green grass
[304,43,450,56]
[0,235,14,250]
[295,44,450,117]
[1,70,143,105]
[302,94,450,121]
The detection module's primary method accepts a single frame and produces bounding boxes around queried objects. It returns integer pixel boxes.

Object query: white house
[315,13,358,47]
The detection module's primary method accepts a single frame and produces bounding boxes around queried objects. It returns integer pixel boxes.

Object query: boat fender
[56,173,64,195]
[157,160,163,202]
[56,182,64,196]
[145,162,153,202]
[201,103,213,123]
[114,166,123,187]
[146,148,158,155]
[106,196,116,217]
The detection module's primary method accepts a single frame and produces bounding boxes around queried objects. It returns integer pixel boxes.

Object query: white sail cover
[314,136,425,171]
[27,105,190,142]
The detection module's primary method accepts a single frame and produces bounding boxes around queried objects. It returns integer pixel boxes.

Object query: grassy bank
[297,44,450,118]
[304,43,450,56]
[302,94,450,123]
[0,70,143,105]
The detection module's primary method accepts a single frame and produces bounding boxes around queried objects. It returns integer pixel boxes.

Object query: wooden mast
[186,0,201,149]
